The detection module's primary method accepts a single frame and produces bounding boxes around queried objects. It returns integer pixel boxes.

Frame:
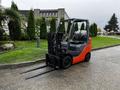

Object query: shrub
[20,32,29,40]
[8,19,21,40]
[5,2,21,40]
[89,23,98,37]
[50,17,56,32]
[40,17,47,39]
[27,9,35,40]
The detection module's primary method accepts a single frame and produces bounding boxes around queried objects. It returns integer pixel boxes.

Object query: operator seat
[73,32,81,41]
[80,30,87,43]
[68,30,87,56]
[72,30,84,44]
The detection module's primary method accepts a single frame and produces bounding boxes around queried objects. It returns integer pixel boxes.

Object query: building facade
[0,0,4,10]
[0,0,2,8]
[19,8,69,19]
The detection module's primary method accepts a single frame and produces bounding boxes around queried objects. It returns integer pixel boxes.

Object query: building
[0,0,1,5]
[19,8,70,33]
[19,8,70,19]
[0,0,4,11]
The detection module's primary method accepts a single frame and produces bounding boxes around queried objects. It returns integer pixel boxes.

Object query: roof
[19,10,29,17]
[64,18,89,22]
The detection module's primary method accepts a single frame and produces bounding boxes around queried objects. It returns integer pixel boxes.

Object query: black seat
[73,33,81,41]
[72,31,87,43]
[71,32,84,44]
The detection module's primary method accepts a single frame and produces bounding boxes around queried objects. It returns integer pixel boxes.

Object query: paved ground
[0,46,120,90]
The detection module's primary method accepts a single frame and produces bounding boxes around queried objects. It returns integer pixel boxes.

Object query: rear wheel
[84,52,91,62]
[62,56,72,69]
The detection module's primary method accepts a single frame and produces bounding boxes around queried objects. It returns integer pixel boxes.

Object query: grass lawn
[92,37,120,49]
[0,37,120,64]
[0,40,48,64]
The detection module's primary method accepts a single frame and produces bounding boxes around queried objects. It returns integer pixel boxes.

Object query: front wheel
[84,52,91,62]
[62,56,72,69]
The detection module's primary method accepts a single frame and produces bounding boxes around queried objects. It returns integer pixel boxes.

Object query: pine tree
[89,25,93,37]
[11,1,18,11]
[8,20,21,40]
[40,17,47,39]
[0,9,5,40]
[0,28,5,40]
[50,17,56,32]
[7,2,21,40]
[89,23,98,37]
[93,23,98,37]
[104,13,119,32]
[27,10,35,40]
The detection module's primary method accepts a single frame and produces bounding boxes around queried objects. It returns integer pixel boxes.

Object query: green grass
[0,40,48,64]
[92,37,120,49]
[0,37,120,64]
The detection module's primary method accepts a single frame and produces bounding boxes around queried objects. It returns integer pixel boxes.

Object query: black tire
[62,56,72,69]
[84,52,91,62]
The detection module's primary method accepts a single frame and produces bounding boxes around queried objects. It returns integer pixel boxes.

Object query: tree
[93,23,98,37]
[5,2,21,40]
[27,10,35,40]
[0,9,6,40]
[0,9,6,27]
[40,17,47,39]
[89,23,98,37]
[0,28,5,40]
[5,9,20,20]
[8,20,21,40]
[104,13,119,32]
[5,8,21,40]
[89,25,93,37]
[50,17,56,32]
[59,18,65,33]
[81,23,85,30]
[11,1,18,11]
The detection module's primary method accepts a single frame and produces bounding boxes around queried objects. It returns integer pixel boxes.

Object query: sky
[1,0,120,29]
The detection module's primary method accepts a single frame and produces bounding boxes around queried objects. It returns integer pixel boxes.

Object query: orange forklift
[22,18,92,79]
[46,18,92,69]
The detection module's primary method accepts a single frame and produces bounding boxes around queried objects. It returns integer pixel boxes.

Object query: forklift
[46,18,92,69]
[22,18,92,79]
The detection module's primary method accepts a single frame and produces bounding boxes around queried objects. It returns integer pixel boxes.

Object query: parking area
[0,46,120,90]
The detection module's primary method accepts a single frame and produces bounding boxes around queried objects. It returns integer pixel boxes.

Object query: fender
[72,37,92,64]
